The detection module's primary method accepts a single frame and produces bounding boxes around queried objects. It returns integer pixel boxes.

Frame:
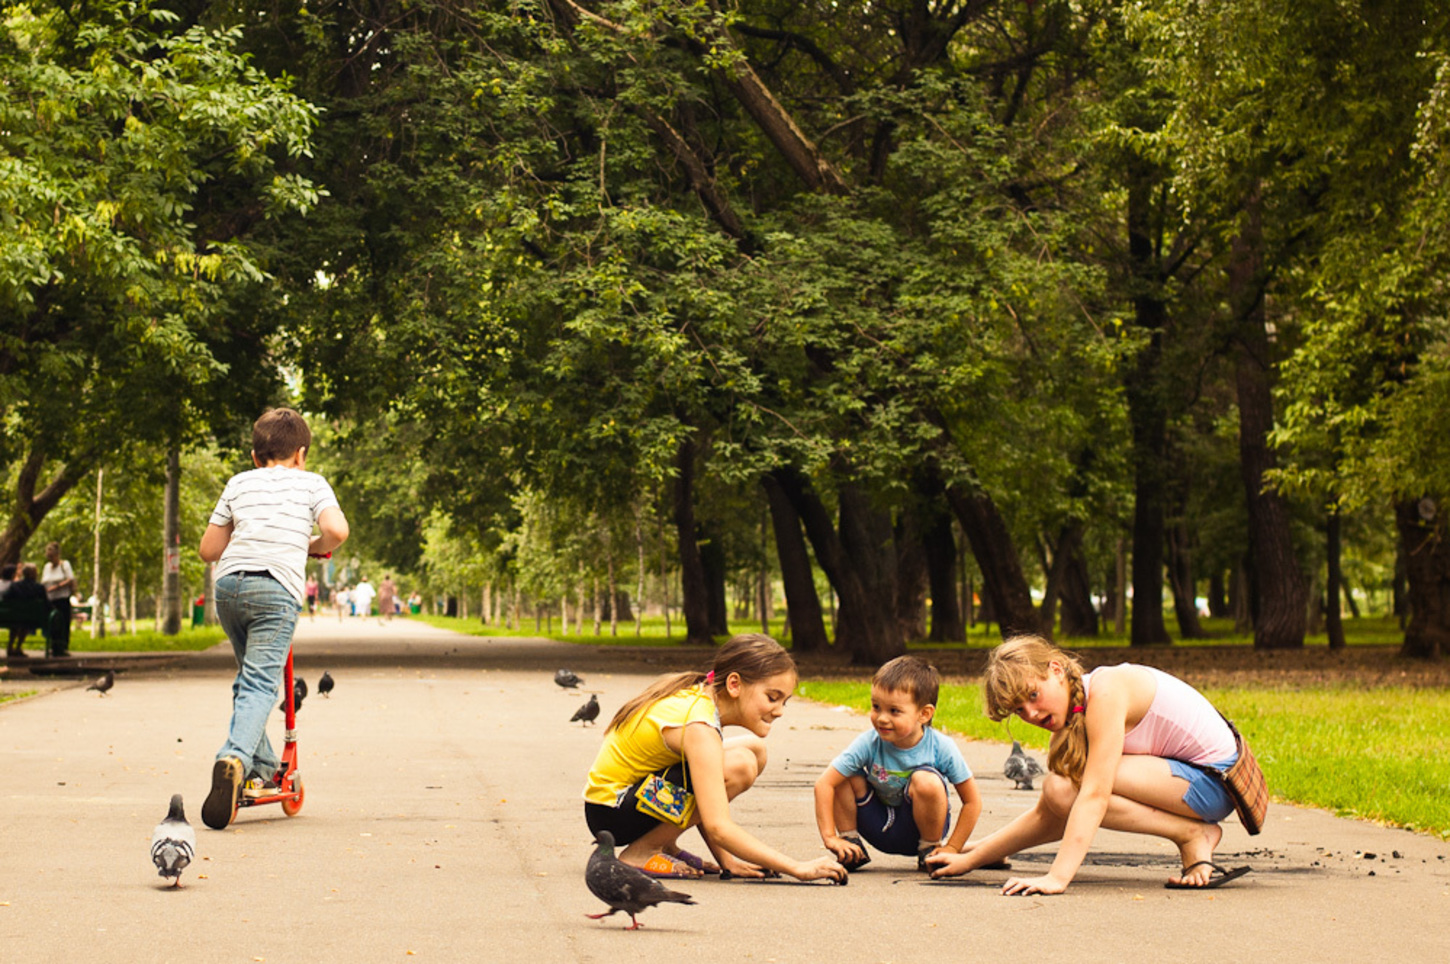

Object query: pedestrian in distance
[4,563,47,658]
[583,633,845,884]
[927,635,1254,893]
[41,542,76,657]
[198,407,349,830]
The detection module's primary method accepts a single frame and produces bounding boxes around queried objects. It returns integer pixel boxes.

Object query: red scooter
[236,647,304,817]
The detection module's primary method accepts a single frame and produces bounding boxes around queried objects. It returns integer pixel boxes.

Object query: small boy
[198,408,348,830]
[814,655,982,871]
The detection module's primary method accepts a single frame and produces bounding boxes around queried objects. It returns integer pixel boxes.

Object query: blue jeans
[214,573,300,779]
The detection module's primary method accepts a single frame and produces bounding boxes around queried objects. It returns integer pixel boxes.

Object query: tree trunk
[1393,541,1408,628]
[770,467,903,664]
[1230,196,1307,650]
[922,510,964,642]
[835,482,904,663]
[0,446,86,566]
[1058,540,1099,638]
[894,506,929,642]
[1124,163,1173,646]
[162,446,183,635]
[699,526,729,636]
[1395,498,1450,659]
[92,467,106,639]
[761,474,828,651]
[1167,521,1206,639]
[943,485,1042,638]
[1038,521,1085,637]
[672,438,714,645]
[1325,510,1346,649]
[1207,570,1229,618]
[636,518,645,638]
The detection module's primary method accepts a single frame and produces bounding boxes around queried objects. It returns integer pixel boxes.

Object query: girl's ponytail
[1049,668,1089,785]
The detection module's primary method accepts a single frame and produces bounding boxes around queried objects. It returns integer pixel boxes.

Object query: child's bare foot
[1168,822,1223,887]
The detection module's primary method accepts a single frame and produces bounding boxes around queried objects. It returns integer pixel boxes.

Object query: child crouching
[814,656,982,871]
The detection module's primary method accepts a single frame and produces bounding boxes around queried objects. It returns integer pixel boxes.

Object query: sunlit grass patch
[68,625,227,652]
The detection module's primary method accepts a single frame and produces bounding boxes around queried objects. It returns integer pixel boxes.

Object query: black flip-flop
[1165,861,1252,889]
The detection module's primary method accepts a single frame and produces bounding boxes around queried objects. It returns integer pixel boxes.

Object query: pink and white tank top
[1082,665,1236,765]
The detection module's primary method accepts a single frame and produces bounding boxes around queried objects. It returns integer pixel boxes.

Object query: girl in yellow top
[583,633,845,882]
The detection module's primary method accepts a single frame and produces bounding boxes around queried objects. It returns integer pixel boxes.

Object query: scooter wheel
[281,775,304,816]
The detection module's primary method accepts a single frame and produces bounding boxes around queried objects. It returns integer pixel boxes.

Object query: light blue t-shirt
[830,727,973,807]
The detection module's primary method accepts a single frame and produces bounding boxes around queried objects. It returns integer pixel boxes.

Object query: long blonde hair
[983,635,1089,784]
[606,633,796,733]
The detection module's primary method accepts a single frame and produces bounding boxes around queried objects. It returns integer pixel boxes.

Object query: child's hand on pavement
[1001,873,1067,896]
[926,850,972,878]
[719,855,769,878]
[793,855,847,883]
[825,834,865,865]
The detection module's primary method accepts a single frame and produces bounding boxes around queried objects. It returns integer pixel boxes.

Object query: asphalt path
[2,617,1447,962]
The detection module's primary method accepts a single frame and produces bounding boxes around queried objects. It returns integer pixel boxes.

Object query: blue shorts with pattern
[854,766,951,856]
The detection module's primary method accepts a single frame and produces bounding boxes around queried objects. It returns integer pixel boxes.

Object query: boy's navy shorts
[856,766,951,856]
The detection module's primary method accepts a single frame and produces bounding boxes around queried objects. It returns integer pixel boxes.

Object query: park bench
[0,597,55,657]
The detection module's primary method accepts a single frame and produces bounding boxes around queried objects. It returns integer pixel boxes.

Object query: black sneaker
[202,757,243,829]
[839,834,871,871]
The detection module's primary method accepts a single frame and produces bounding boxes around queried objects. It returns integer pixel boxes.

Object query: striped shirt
[209,467,341,604]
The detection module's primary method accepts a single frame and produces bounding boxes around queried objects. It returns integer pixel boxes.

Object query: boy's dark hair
[873,655,940,708]
[20,563,38,580]
[1,564,15,580]
[253,408,312,464]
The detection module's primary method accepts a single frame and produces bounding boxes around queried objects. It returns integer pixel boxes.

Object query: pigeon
[555,668,583,689]
[280,677,307,713]
[571,694,600,726]
[150,794,196,887]
[318,671,334,698]
[1004,740,1045,790]
[86,670,115,696]
[585,830,695,930]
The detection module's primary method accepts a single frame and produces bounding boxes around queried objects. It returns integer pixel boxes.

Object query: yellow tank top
[583,685,719,806]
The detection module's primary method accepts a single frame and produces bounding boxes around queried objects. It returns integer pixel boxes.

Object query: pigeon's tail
[655,888,696,906]
[152,840,193,877]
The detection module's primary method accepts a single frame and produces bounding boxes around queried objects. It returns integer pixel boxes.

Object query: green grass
[66,625,227,652]
[794,678,1450,840]
[411,612,707,647]
[0,690,38,705]
[413,611,1409,651]
[911,614,1408,650]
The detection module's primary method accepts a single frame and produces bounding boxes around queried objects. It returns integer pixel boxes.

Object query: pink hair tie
[704,671,715,685]
[1071,705,1085,714]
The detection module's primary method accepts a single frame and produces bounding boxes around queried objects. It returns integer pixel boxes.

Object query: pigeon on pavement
[1004,740,1045,790]
[318,671,334,698]
[585,830,695,930]
[150,794,196,887]
[571,694,600,726]
[555,668,583,689]
[281,676,307,713]
[87,670,115,696]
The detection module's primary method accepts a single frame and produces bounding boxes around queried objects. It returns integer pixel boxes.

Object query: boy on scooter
[198,408,349,830]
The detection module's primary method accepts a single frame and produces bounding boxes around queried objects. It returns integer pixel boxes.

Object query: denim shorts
[855,767,952,856]
[1168,755,1239,823]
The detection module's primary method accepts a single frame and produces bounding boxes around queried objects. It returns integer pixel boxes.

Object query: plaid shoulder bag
[1205,716,1269,835]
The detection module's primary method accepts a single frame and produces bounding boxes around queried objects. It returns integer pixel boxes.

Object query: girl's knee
[724,739,767,794]
[1040,772,1078,817]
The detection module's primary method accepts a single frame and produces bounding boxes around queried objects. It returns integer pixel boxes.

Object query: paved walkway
[1,618,1446,962]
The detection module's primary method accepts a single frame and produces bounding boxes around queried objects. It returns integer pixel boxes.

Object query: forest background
[5,0,1450,665]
